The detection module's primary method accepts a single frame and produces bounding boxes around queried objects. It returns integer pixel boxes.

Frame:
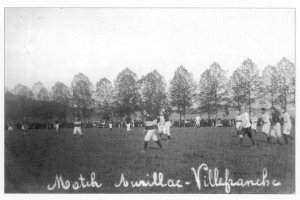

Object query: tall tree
[94,77,115,120]
[51,81,71,120]
[230,58,260,113]
[276,57,295,109]
[138,70,167,116]
[198,62,228,119]
[12,83,33,98]
[51,82,71,105]
[114,68,140,117]
[260,65,281,108]
[169,65,195,122]
[71,73,93,120]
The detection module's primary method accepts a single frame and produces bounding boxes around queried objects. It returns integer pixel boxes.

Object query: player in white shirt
[261,108,271,143]
[281,108,292,144]
[157,111,165,138]
[163,113,171,140]
[108,119,113,131]
[250,112,258,134]
[54,119,60,134]
[235,110,242,135]
[195,115,201,128]
[73,117,83,137]
[7,123,13,133]
[239,108,255,146]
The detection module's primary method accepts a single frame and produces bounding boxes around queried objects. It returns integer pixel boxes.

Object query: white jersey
[282,112,292,135]
[250,116,258,130]
[283,112,291,125]
[195,116,201,122]
[158,115,165,125]
[262,113,270,124]
[241,112,251,128]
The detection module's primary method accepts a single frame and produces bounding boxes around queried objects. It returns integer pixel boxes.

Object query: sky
[5,8,295,91]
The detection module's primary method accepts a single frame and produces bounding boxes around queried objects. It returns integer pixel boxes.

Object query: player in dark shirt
[142,111,163,152]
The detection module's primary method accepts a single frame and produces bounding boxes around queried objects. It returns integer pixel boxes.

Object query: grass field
[5,126,295,193]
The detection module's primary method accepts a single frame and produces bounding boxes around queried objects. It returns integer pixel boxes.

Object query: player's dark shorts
[240,127,252,137]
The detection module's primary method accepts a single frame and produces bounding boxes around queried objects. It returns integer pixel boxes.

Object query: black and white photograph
[3,5,296,195]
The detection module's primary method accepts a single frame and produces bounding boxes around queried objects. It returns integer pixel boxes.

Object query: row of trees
[5,57,295,122]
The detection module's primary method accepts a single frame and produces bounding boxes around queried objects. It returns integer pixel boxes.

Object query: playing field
[5,126,295,193]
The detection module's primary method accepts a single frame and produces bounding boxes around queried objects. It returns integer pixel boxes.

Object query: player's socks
[156,140,163,149]
[168,136,170,140]
[250,137,255,145]
[144,141,148,150]
[283,134,288,144]
[267,137,270,144]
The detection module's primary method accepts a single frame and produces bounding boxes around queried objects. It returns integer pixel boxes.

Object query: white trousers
[283,123,292,135]
[262,122,271,134]
[126,123,131,131]
[269,123,281,138]
[144,129,158,142]
[73,127,82,135]
[163,121,171,136]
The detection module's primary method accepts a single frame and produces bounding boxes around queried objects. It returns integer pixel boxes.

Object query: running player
[73,117,83,137]
[281,107,292,144]
[239,108,255,146]
[142,111,163,152]
[250,112,258,134]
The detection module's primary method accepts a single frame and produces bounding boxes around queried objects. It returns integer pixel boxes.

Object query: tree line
[5,57,295,123]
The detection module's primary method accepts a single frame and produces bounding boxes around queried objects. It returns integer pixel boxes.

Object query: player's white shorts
[73,127,82,135]
[55,124,59,130]
[144,129,158,142]
[283,123,292,135]
[109,124,113,128]
[269,123,281,138]
[196,121,200,126]
[158,124,164,134]
[163,121,171,136]
[251,123,257,131]
[8,126,13,131]
[262,122,270,134]
[236,122,242,130]
[21,125,26,130]
[126,123,131,131]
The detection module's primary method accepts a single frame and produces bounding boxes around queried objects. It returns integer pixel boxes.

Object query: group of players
[235,106,293,145]
[7,106,293,151]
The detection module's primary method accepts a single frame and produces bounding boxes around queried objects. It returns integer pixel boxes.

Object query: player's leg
[239,129,244,145]
[166,122,171,140]
[152,133,163,150]
[246,127,255,145]
[143,129,154,151]
[282,124,291,144]
[275,123,282,145]
[73,127,78,136]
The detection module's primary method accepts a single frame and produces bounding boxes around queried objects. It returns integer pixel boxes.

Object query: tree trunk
[284,89,287,110]
[248,91,251,114]
[179,109,182,127]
